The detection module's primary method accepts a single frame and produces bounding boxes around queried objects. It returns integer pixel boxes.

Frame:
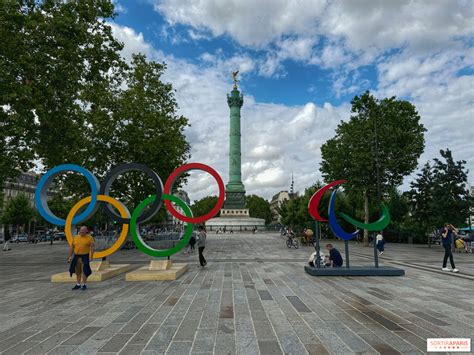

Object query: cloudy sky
[111,0,473,202]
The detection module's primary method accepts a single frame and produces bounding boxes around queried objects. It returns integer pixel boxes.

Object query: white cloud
[321,0,473,55]
[276,37,319,62]
[110,23,154,60]
[112,0,127,14]
[258,53,286,78]
[155,0,473,62]
[188,29,211,41]
[199,51,256,76]
[312,44,353,69]
[155,0,325,48]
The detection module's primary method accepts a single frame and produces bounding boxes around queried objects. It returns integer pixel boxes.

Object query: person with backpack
[196,225,207,267]
[441,223,459,273]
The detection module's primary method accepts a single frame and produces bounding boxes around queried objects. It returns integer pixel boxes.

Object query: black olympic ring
[99,163,164,224]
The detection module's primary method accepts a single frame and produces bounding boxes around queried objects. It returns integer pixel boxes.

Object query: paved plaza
[0,233,473,354]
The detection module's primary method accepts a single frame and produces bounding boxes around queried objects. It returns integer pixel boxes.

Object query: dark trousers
[198,246,206,266]
[377,240,385,252]
[443,244,455,268]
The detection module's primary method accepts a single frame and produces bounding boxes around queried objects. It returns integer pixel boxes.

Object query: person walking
[189,232,196,253]
[3,228,11,251]
[441,223,459,273]
[376,231,385,255]
[196,225,207,267]
[68,226,94,290]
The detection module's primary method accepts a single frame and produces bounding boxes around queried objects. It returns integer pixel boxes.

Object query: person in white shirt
[376,231,385,255]
[308,250,325,267]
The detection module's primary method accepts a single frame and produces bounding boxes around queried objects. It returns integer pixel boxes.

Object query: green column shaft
[229,105,242,184]
[226,87,245,193]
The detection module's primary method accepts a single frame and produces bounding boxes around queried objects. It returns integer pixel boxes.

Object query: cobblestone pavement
[0,233,473,354]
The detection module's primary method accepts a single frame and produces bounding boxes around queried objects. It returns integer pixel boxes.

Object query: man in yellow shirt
[68,226,94,290]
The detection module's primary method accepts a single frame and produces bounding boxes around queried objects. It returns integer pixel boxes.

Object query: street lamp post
[373,112,381,268]
[315,220,321,268]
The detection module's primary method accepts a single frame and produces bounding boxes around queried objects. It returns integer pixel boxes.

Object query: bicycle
[286,236,299,249]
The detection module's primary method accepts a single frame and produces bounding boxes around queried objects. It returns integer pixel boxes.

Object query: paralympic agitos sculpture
[35,162,225,259]
[308,180,391,240]
[304,180,405,277]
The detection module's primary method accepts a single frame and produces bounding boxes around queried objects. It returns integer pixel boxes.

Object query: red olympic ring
[164,162,225,224]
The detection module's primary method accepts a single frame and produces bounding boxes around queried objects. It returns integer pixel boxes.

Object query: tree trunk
[364,191,369,246]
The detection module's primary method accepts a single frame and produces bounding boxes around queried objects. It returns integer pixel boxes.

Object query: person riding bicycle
[286,228,295,238]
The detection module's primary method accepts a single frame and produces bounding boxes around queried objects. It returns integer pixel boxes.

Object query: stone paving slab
[0,233,473,354]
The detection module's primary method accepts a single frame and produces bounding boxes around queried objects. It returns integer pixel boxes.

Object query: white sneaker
[379,251,384,255]
[452,268,459,273]
[441,267,451,271]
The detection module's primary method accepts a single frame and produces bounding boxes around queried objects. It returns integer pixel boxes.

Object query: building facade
[270,191,291,224]
[1,172,38,235]
[169,190,191,226]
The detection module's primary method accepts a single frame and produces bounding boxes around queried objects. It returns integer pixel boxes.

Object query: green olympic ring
[131,193,193,258]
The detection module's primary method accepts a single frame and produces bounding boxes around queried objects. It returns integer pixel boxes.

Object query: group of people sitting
[307,243,343,268]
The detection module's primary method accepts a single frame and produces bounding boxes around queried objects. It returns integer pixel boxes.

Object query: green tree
[96,54,190,211]
[409,149,471,236]
[320,91,425,245]
[385,188,410,242]
[192,196,219,218]
[431,149,471,227]
[0,0,124,187]
[407,162,436,240]
[245,195,272,224]
[1,194,35,233]
[1,2,191,224]
[279,195,303,229]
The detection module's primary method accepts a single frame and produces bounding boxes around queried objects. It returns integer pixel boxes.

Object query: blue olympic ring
[34,164,99,226]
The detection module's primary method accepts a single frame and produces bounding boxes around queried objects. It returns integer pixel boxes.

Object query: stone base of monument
[125,260,188,281]
[305,265,405,276]
[206,209,266,231]
[51,261,133,282]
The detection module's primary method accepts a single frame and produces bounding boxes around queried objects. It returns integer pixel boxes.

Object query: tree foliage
[0,1,190,224]
[0,0,123,186]
[408,149,471,238]
[88,54,190,211]
[1,194,35,227]
[245,195,272,224]
[192,196,219,218]
[320,91,425,244]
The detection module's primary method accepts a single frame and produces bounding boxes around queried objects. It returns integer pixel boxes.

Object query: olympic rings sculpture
[35,162,225,258]
[308,180,391,240]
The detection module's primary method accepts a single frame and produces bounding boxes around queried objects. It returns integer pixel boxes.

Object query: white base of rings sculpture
[51,261,135,282]
[125,259,188,281]
[34,163,225,282]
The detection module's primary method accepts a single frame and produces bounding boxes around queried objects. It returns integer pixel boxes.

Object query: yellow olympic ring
[65,194,130,259]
